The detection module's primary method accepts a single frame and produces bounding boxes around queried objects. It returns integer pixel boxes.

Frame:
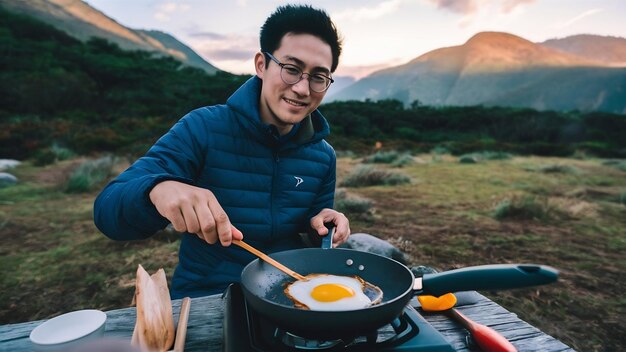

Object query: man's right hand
[149,181,243,246]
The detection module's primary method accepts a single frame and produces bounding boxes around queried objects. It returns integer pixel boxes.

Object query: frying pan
[239,248,558,339]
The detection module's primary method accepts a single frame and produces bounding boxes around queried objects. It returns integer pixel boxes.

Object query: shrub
[51,143,76,161]
[538,164,579,174]
[334,188,374,220]
[340,165,411,187]
[493,195,557,221]
[602,160,626,172]
[335,189,372,212]
[363,150,414,167]
[458,151,513,163]
[32,148,57,166]
[430,146,450,155]
[65,155,116,193]
[363,150,400,164]
[391,153,414,167]
[459,155,478,164]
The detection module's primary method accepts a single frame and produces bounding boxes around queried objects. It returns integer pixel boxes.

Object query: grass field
[1,154,624,351]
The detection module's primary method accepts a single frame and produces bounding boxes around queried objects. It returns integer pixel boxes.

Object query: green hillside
[1,7,625,161]
[0,7,248,159]
[322,100,626,158]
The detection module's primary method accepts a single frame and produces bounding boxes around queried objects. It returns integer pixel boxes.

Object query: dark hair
[260,4,342,72]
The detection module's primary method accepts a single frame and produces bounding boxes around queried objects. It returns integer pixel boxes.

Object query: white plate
[29,309,107,346]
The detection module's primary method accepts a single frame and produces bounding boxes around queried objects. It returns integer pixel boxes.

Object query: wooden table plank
[0,292,574,352]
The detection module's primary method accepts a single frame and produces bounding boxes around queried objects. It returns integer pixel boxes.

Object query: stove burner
[223,283,455,351]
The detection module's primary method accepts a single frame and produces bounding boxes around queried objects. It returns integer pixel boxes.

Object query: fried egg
[284,274,376,311]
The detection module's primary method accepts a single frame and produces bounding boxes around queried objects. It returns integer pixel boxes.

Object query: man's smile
[283,97,308,107]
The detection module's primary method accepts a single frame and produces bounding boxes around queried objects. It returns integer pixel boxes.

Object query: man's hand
[310,208,350,247]
[149,181,243,246]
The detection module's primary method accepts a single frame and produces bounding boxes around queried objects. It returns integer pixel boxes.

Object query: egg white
[285,274,372,311]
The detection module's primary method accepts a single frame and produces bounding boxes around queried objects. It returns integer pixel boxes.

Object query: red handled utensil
[448,308,517,352]
[419,293,517,352]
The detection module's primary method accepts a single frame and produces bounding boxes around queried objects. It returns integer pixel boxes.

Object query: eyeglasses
[264,52,334,93]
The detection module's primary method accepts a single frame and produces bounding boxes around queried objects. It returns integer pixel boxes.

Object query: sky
[85,0,626,79]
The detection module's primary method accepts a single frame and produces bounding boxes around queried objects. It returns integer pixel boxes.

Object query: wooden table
[0,291,574,351]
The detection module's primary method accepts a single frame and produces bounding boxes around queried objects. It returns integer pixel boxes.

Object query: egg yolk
[310,283,355,302]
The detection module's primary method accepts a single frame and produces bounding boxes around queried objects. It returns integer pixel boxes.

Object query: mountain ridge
[331,31,626,114]
[0,0,219,74]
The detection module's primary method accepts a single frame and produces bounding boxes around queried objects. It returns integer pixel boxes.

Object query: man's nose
[291,76,311,96]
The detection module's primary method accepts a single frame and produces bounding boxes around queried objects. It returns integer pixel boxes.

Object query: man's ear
[254,52,266,79]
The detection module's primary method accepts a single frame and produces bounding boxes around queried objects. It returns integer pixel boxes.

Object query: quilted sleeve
[93,111,207,240]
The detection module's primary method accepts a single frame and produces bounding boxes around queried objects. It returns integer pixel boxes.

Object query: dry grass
[342,154,626,352]
[1,154,625,351]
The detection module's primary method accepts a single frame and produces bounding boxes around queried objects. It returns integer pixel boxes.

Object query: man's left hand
[310,208,350,247]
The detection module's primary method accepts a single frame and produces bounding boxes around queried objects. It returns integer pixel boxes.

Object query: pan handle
[414,264,558,296]
[321,223,335,249]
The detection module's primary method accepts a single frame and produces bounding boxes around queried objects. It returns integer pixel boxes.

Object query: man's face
[255,33,333,135]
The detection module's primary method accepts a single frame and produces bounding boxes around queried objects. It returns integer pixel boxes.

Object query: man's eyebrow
[284,55,331,75]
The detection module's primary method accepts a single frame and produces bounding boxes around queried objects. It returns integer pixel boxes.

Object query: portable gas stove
[223,283,455,351]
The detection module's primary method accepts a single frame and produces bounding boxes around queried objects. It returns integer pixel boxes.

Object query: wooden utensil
[232,239,306,281]
[171,297,191,352]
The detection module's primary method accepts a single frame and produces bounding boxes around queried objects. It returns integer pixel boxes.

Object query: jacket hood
[226,76,330,150]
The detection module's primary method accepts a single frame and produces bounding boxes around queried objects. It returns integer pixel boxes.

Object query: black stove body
[223,283,455,351]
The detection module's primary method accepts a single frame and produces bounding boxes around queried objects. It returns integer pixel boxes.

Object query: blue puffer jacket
[94,76,336,298]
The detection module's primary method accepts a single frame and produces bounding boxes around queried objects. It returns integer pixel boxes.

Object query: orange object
[418,293,457,311]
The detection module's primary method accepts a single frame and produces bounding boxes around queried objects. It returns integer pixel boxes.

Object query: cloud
[554,8,603,29]
[190,33,258,62]
[501,0,535,14]
[154,2,191,22]
[333,0,404,21]
[427,0,535,15]
[188,32,227,40]
[427,0,479,15]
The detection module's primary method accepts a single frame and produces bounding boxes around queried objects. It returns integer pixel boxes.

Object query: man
[94,4,349,298]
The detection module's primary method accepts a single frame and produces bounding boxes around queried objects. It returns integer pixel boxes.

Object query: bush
[391,153,414,167]
[334,188,374,220]
[459,155,478,164]
[32,148,57,166]
[363,150,400,164]
[493,195,558,221]
[51,143,76,161]
[363,150,414,167]
[430,146,450,155]
[538,164,579,174]
[340,165,411,187]
[458,151,513,163]
[602,160,626,172]
[65,155,116,193]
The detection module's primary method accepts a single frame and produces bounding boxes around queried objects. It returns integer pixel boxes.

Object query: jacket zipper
[271,150,280,240]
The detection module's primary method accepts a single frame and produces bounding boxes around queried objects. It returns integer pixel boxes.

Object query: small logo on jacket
[294,176,304,187]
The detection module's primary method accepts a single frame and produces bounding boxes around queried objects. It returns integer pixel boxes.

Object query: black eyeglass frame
[264,52,334,93]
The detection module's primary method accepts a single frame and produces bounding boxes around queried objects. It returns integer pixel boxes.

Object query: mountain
[326,75,356,98]
[540,34,626,67]
[330,32,626,114]
[0,0,219,74]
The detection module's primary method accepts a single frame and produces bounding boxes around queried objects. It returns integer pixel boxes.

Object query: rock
[0,172,18,188]
[339,233,407,264]
[0,159,20,171]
